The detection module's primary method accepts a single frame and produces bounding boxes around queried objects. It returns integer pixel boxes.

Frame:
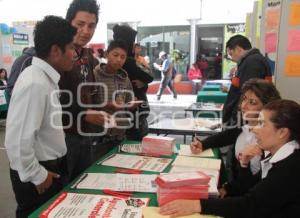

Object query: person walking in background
[5,15,76,218]
[222,34,272,127]
[154,51,177,101]
[0,68,8,86]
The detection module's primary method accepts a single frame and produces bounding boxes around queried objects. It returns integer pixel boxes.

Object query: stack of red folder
[141,136,175,156]
[155,172,210,206]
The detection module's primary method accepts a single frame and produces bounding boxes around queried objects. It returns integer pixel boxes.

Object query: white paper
[121,143,142,153]
[170,166,219,197]
[178,144,215,157]
[40,192,149,218]
[100,154,172,173]
[73,173,157,193]
[172,156,221,171]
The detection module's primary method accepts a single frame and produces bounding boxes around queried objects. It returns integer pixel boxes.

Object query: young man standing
[222,34,272,127]
[5,16,77,218]
[59,0,110,182]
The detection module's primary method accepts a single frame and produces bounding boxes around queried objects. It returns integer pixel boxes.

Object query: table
[29,142,220,218]
[197,90,227,104]
[148,117,222,143]
[185,102,224,118]
[0,89,8,113]
[201,84,220,91]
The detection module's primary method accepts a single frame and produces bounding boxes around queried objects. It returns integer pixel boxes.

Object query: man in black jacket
[222,35,272,128]
[7,47,36,97]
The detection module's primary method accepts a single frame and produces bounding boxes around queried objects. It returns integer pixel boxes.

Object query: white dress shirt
[235,125,261,174]
[5,57,67,185]
[261,140,299,179]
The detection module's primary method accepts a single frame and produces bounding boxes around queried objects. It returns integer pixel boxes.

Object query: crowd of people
[1,1,299,217]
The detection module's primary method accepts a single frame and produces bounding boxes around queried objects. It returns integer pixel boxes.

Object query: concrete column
[187,19,200,66]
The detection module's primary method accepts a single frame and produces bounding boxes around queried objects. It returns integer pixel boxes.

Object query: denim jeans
[156,75,177,99]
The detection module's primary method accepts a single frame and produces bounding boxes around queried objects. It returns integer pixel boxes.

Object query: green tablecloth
[197,91,227,104]
[29,141,220,218]
[201,84,220,91]
[0,89,9,113]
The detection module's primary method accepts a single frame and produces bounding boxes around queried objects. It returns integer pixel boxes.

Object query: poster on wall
[222,23,245,78]
[263,0,281,75]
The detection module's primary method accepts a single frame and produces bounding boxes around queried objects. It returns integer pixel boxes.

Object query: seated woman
[187,63,203,94]
[0,68,8,87]
[160,99,300,218]
[191,78,281,197]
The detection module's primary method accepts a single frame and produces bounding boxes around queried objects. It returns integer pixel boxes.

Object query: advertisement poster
[222,23,245,78]
[40,192,149,218]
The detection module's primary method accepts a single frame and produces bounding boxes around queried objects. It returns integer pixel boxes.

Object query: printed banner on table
[40,192,149,218]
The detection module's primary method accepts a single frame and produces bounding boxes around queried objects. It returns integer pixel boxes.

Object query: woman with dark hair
[191,78,281,197]
[160,99,300,218]
[0,68,8,86]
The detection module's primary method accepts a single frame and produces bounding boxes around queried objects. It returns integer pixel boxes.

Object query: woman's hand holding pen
[190,136,203,154]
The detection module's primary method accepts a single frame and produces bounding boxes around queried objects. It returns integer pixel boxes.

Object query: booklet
[172,156,221,171]
[72,173,157,193]
[100,154,172,172]
[178,144,215,157]
[40,192,149,218]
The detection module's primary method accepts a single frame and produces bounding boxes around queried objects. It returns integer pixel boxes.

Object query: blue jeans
[156,75,177,99]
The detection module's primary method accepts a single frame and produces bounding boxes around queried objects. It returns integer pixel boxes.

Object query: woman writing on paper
[191,79,281,197]
[160,99,300,218]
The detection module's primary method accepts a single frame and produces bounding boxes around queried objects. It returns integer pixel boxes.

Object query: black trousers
[65,133,121,183]
[10,156,67,218]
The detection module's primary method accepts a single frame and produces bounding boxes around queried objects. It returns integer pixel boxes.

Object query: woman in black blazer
[191,78,281,197]
[160,99,300,218]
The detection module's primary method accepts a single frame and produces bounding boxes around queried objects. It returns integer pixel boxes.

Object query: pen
[102,189,133,199]
[114,168,143,174]
[71,173,88,189]
[97,153,117,165]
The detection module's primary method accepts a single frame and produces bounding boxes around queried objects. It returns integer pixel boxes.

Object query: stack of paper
[142,207,218,218]
[155,172,210,206]
[142,136,175,156]
[170,166,220,198]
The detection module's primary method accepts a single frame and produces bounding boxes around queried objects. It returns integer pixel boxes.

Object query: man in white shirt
[5,16,76,218]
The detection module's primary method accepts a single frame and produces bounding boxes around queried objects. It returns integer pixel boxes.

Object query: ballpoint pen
[113,168,143,174]
[102,189,133,199]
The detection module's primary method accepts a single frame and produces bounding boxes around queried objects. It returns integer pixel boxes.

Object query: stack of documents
[142,136,175,156]
[171,149,221,198]
[155,172,210,206]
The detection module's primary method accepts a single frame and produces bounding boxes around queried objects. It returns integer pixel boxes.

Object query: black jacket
[7,47,36,97]
[222,48,271,125]
[201,149,300,218]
